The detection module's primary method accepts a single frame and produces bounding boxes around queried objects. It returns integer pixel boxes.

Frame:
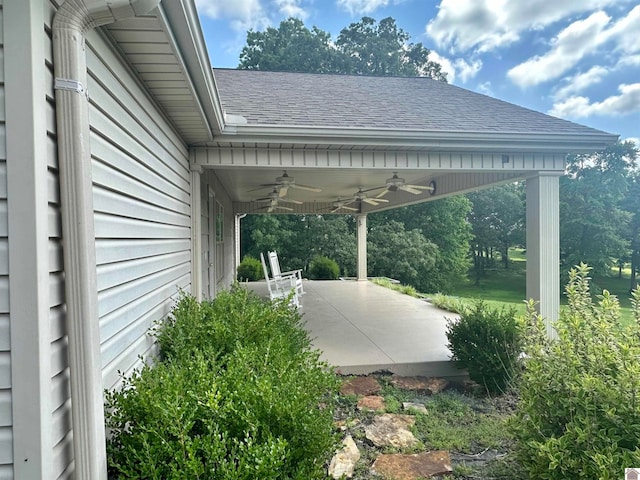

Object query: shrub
[236,255,263,282]
[512,263,640,479]
[106,287,340,479]
[309,256,340,280]
[446,301,521,394]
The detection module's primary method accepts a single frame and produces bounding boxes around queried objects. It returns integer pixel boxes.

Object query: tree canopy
[239,16,447,81]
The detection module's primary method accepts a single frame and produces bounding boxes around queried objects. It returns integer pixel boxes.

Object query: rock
[340,376,382,396]
[357,395,386,411]
[402,402,428,414]
[364,413,418,448]
[328,435,360,479]
[372,451,453,480]
[391,375,449,394]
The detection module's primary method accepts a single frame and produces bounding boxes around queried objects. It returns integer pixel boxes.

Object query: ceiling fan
[254,189,303,212]
[376,173,436,198]
[254,170,322,198]
[318,198,360,213]
[353,187,390,206]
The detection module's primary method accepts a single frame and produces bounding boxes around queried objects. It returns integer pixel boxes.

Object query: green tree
[239,18,342,73]
[367,220,438,290]
[467,184,525,280]
[336,17,447,79]
[239,16,446,81]
[370,196,472,293]
[560,142,636,279]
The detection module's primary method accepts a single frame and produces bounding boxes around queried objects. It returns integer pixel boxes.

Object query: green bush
[446,301,521,394]
[236,255,263,282]
[106,287,340,479]
[511,264,640,479]
[308,256,340,280]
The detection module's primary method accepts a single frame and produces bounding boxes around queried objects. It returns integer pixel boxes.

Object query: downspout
[52,1,160,478]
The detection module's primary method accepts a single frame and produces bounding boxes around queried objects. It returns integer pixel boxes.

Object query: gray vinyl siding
[45,3,74,478]
[85,30,192,391]
[0,2,13,478]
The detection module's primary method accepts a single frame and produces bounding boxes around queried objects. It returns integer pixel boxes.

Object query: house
[0,0,617,478]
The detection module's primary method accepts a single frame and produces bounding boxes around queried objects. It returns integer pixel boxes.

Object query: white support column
[6,1,52,477]
[356,214,367,281]
[526,172,561,338]
[190,166,203,301]
[235,214,247,269]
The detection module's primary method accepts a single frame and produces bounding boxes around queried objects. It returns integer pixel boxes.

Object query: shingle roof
[212,68,612,136]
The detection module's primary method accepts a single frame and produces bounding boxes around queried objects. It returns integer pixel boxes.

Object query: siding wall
[85,31,193,391]
[0,2,11,478]
[43,5,195,477]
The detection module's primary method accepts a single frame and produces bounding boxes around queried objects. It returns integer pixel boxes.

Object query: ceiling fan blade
[376,189,390,198]
[292,184,322,193]
[405,184,434,191]
[248,184,278,192]
[400,186,424,195]
[280,198,303,205]
[254,196,272,202]
[362,198,378,205]
[278,186,289,197]
[275,205,294,211]
[342,205,358,211]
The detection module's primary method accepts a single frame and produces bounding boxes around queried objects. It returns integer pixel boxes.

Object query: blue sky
[195,0,640,144]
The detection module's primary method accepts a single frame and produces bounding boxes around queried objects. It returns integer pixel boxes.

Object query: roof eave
[215,125,620,153]
[158,0,225,137]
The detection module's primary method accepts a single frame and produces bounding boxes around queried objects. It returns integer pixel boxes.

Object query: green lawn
[435,250,637,325]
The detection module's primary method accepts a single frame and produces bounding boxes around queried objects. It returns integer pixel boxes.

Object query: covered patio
[248,279,463,378]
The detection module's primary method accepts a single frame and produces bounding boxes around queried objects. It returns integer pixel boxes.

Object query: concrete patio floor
[247,279,463,379]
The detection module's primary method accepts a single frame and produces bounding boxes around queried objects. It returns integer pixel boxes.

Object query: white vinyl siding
[85,31,192,391]
[0,2,12,478]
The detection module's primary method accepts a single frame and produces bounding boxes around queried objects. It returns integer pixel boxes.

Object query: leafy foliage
[367,220,438,290]
[370,196,472,293]
[236,255,263,282]
[560,142,637,279]
[308,256,340,279]
[239,16,446,81]
[446,301,522,394]
[512,264,640,479]
[106,288,339,479]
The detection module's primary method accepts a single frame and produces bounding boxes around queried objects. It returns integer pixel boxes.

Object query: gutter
[214,125,620,154]
[52,1,160,478]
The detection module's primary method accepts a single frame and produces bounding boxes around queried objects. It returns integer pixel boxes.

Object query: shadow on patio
[247,279,464,379]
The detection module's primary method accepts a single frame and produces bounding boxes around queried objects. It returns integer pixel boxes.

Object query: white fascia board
[158,0,224,137]
[217,125,619,153]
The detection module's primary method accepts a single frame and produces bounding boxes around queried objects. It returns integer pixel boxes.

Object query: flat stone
[328,435,360,479]
[364,413,418,448]
[402,402,428,414]
[391,375,449,394]
[372,451,453,480]
[357,395,386,411]
[340,376,382,396]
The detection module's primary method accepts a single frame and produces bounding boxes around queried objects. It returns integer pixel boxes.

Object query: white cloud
[275,0,309,20]
[476,81,494,96]
[617,54,640,67]
[507,11,611,87]
[426,52,482,84]
[606,4,640,54]
[553,65,608,100]
[550,83,640,118]
[623,137,640,146]
[336,0,390,15]
[454,58,482,83]
[196,0,269,31]
[427,51,456,82]
[426,0,626,53]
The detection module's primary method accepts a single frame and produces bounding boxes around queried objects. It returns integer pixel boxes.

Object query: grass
[374,248,638,326]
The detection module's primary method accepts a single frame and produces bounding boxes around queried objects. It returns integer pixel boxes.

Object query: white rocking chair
[260,252,300,307]
[268,250,304,296]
